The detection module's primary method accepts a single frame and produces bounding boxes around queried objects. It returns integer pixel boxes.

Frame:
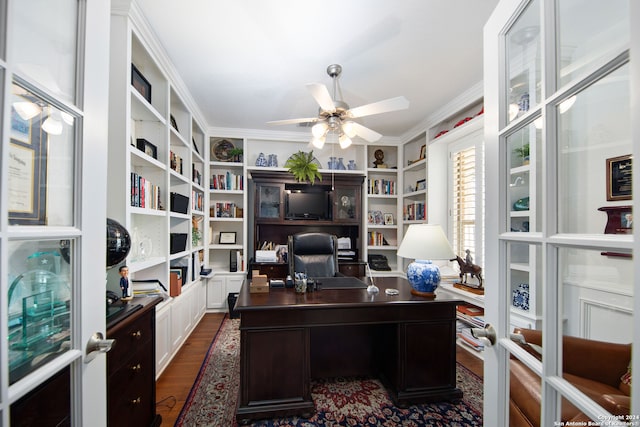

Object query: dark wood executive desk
[234,276,463,422]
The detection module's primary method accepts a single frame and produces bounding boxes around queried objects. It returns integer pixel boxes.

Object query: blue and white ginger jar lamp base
[406,259,440,298]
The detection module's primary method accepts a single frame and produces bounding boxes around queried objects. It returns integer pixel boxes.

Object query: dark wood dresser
[107,296,162,427]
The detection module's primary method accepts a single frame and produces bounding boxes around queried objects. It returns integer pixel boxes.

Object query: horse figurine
[450,254,483,289]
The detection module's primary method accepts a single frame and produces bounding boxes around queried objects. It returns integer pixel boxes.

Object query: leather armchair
[509,328,631,427]
[288,232,340,278]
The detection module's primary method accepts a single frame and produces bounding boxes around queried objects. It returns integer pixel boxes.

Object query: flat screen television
[285,188,331,220]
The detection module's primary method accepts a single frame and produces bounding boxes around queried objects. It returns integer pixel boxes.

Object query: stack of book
[456,304,485,351]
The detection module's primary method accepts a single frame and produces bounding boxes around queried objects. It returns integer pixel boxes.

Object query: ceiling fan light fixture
[341,121,357,138]
[42,116,63,135]
[311,121,328,138]
[311,135,326,149]
[338,133,352,149]
[13,101,42,120]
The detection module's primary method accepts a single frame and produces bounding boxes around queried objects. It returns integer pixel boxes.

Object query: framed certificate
[606,154,632,201]
[219,232,237,244]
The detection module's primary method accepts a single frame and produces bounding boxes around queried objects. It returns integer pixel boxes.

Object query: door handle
[471,324,497,346]
[85,332,116,363]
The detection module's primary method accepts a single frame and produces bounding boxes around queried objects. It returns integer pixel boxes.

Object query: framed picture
[8,99,48,225]
[136,138,158,159]
[419,144,426,160]
[621,210,633,229]
[416,178,426,191]
[384,213,394,225]
[219,231,237,244]
[170,114,179,132]
[131,64,152,103]
[606,154,632,201]
[374,210,384,225]
[275,244,288,263]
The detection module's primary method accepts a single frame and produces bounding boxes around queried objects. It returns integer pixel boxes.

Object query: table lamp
[397,224,455,297]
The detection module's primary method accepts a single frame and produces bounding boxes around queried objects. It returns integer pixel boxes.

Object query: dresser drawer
[107,309,154,375]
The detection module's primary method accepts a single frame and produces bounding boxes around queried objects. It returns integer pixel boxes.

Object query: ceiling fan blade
[267,117,318,126]
[351,122,382,142]
[306,83,336,112]
[348,96,409,118]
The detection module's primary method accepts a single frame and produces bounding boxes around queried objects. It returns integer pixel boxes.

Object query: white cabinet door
[207,277,225,309]
[155,303,172,376]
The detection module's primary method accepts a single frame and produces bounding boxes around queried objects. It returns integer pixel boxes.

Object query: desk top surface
[235,276,461,311]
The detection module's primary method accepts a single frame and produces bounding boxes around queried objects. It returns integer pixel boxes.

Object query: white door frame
[0,1,111,425]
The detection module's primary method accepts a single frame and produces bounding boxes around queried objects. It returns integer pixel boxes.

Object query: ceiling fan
[267,64,409,149]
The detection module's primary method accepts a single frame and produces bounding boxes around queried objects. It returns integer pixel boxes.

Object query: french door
[483,0,638,425]
[1,1,110,425]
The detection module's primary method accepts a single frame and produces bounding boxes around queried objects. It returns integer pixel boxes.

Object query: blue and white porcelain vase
[267,153,278,167]
[337,158,346,170]
[328,157,337,170]
[406,260,441,295]
[255,152,267,167]
[347,160,356,170]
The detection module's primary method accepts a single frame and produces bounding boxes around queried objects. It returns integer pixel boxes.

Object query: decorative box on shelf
[512,283,530,310]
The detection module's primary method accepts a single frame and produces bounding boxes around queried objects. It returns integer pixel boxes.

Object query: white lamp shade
[397,224,455,261]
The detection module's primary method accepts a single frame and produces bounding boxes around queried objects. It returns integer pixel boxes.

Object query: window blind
[452,146,476,261]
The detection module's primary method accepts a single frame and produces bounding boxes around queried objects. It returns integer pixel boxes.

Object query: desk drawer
[339,262,366,277]
[252,262,288,279]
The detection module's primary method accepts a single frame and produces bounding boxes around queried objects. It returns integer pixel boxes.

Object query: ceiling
[135,0,499,140]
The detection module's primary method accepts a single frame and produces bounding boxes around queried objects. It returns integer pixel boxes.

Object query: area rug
[175,317,483,426]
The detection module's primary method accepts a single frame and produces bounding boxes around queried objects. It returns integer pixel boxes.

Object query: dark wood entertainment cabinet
[250,169,365,266]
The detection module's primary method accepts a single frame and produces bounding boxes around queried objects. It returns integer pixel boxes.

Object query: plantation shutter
[452,146,476,261]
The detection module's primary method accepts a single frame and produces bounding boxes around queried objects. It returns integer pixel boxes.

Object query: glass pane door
[484,0,634,425]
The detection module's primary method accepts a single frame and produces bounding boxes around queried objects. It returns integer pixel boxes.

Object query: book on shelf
[457,327,484,351]
[191,190,204,211]
[170,151,183,174]
[367,231,390,246]
[456,304,484,329]
[192,164,202,186]
[457,304,484,316]
[403,202,426,221]
[130,172,161,209]
[367,178,396,195]
[211,202,241,218]
[210,171,244,191]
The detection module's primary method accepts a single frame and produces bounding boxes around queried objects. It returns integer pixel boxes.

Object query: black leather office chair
[288,232,340,278]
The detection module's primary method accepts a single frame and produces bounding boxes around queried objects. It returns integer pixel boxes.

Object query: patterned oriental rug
[175,318,483,426]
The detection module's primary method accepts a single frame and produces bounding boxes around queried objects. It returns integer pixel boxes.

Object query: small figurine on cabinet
[119,265,133,300]
[451,252,483,291]
[373,149,387,168]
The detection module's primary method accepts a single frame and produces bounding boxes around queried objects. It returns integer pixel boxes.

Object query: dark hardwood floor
[155,313,225,426]
[155,313,484,426]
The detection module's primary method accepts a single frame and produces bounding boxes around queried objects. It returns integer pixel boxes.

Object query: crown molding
[122,0,209,128]
[400,80,484,144]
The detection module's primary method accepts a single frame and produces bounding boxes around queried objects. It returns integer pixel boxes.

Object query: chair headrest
[291,233,335,255]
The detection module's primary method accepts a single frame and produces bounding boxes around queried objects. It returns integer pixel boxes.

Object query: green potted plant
[513,143,530,165]
[285,150,322,184]
[228,147,243,163]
